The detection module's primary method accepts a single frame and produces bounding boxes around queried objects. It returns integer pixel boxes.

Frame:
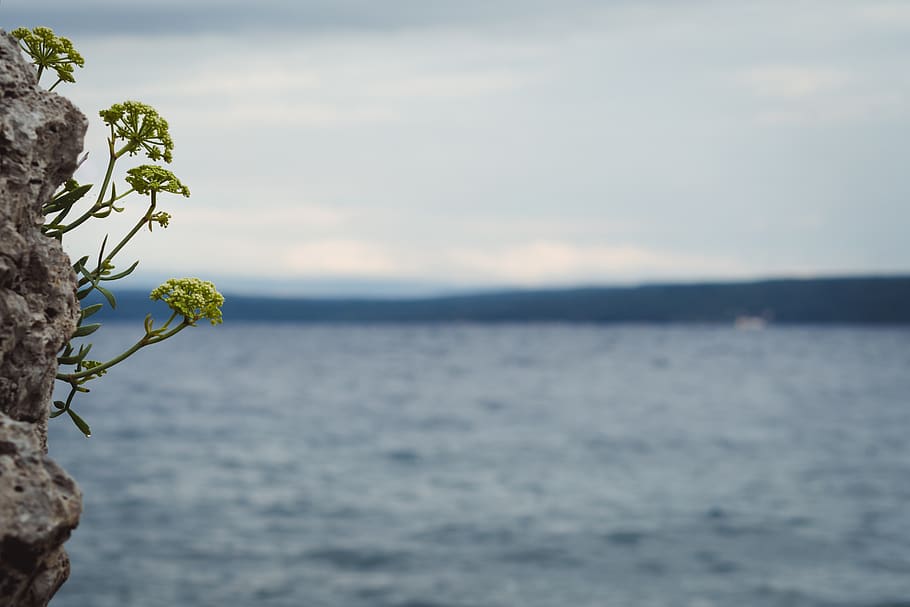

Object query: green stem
[57,320,189,383]
[52,145,118,237]
[160,311,179,331]
[112,188,136,202]
[103,195,156,266]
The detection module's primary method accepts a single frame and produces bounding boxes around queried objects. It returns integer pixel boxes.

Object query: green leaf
[72,323,101,338]
[71,256,90,273]
[53,400,67,410]
[81,303,104,319]
[96,284,117,309]
[100,260,140,281]
[49,409,66,418]
[58,343,92,365]
[97,234,109,266]
[67,409,92,437]
[45,183,92,213]
[76,287,92,300]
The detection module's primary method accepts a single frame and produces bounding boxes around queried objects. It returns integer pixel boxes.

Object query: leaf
[72,322,101,338]
[100,260,139,281]
[46,183,92,212]
[49,409,66,418]
[95,284,117,309]
[71,255,89,273]
[97,234,109,269]
[81,303,104,319]
[76,287,92,300]
[53,400,67,410]
[67,409,92,437]
[58,343,92,365]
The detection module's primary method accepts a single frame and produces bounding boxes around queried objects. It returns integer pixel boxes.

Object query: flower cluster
[11,26,84,85]
[99,101,174,162]
[125,165,190,197]
[149,211,171,228]
[150,278,224,326]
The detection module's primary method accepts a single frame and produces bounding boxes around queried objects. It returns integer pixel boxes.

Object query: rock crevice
[0,29,85,607]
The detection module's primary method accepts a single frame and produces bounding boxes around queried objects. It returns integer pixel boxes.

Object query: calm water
[47,324,910,607]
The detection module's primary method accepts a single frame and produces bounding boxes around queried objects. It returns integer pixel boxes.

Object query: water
[47,324,910,607]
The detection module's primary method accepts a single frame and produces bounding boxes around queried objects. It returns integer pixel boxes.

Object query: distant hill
[86,275,910,324]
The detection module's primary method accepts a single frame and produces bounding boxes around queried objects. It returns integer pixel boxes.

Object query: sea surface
[47,324,910,607]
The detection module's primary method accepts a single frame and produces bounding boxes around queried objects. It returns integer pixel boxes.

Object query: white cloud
[283,240,405,276]
[753,92,903,126]
[167,103,399,129]
[857,1,910,27]
[738,66,847,99]
[176,206,349,231]
[448,241,745,284]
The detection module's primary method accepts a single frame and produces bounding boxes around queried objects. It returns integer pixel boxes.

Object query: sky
[4,1,910,295]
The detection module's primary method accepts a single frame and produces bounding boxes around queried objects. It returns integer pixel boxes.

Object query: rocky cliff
[0,30,85,606]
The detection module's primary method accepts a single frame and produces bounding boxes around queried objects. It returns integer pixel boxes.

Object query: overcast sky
[4,1,910,294]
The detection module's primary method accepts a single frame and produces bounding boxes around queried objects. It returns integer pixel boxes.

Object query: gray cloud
[3,0,614,36]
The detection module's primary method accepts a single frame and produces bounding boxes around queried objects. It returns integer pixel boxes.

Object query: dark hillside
[87,276,910,324]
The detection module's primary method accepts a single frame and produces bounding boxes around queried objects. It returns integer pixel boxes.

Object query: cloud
[448,241,745,284]
[752,93,903,126]
[283,240,404,276]
[736,65,905,126]
[176,206,349,231]
[857,1,910,27]
[3,0,611,36]
[738,66,848,99]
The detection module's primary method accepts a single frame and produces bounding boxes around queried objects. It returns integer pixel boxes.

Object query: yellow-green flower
[100,101,175,162]
[11,26,84,86]
[150,278,224,326]
[125,165,190,197]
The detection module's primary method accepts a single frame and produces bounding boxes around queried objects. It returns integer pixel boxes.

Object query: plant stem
[51,143,118,237]
[102,194,156,267]
[57,319,189,383]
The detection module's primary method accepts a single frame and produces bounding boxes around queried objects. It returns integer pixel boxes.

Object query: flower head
[150,211,171,229]
[11,26,84,86]
[125,165,190,197]
[99,101,174,162]
[150,278,224,326]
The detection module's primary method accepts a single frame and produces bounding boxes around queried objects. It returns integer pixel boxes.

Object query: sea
[47,324,910,607]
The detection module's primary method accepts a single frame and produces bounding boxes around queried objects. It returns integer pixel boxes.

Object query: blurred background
[6,0,910,294]
[4,1,910,605]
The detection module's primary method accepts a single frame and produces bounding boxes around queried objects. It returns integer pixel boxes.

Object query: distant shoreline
[89,275,910,325]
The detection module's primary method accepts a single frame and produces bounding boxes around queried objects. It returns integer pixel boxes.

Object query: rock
[0,29,85,606]
[0,413,81,605]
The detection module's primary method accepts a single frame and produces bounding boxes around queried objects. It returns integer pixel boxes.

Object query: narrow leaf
[96,284,116,309]
[50,183,92,208]
[72,256,89,273]
[100,260,139,281]
[67,409,92,437]
[72,323,102,338]
[81,303,104,319]
[58,343,92,365]
[97,234,109,268]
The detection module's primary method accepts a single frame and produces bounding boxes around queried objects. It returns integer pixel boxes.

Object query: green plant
[12,26,224,437]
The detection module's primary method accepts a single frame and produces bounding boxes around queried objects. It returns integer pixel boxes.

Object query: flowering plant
[13,27,223,436]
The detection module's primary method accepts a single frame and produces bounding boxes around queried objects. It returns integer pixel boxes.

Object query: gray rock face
[0,29,85,606]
